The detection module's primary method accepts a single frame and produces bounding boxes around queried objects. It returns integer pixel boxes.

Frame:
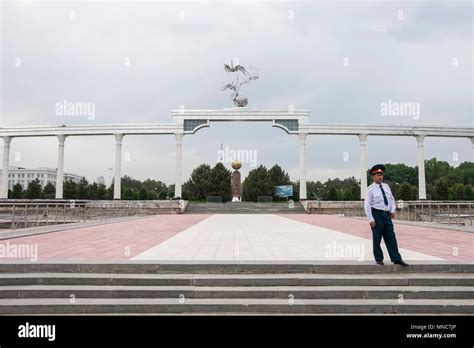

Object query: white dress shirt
[364,182,396,222]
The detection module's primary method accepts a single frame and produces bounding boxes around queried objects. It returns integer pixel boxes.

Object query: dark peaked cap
[370,164,386,175]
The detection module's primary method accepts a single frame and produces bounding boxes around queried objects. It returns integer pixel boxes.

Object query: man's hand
[369,220,376,228]
[390,213,395,219]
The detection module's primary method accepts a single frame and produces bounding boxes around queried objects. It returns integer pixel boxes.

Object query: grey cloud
[1,0,471,184]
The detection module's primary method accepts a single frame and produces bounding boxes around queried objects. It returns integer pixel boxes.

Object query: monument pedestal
[231,160,242,202]
[232,170,241,202]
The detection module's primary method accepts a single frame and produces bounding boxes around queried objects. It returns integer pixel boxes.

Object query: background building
[0,167,82,190]
[96,176,105,185]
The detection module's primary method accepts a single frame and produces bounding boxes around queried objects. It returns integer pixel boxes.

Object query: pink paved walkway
[0,215,210,260]
[282,215,473,262]
[1,214,472,262]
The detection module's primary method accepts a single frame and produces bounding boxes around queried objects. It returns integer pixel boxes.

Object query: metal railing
[0,200,184,230]
[305,201,474,227]
[399,202,473,227]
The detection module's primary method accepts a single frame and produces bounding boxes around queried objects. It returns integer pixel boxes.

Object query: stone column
[174,133,184,198]
[1,136,12,199]
[299,132,307,200]
[114,134,124,200]
[470,137,474,162]
[416,135,427,200]
[358,134,368,200]
[55,135,67,199]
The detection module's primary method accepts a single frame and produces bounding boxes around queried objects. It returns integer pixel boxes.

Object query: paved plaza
[0,214,471,262]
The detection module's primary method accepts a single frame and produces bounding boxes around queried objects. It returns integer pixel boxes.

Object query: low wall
[85,200,188,214]
[303,201,363,215]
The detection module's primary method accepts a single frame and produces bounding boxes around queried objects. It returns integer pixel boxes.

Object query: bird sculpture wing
[224,64,237,73]
[221,83,236,91]
[236,65,248,75]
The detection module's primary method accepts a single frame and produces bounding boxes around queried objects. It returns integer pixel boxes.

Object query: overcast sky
[1,0,472,185]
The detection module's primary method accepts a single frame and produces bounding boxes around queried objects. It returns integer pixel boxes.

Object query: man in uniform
[364,164,409,266]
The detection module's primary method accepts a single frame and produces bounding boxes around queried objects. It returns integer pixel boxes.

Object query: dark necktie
[380,185,388,206]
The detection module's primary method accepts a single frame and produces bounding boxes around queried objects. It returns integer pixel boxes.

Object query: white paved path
[132,214,442,261]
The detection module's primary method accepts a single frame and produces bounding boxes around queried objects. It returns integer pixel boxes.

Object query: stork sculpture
[222,59,259,107]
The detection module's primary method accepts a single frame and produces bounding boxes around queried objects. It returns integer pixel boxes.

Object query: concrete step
[1,262,472,314]
[0,273,472,286]
[0,285,472,299]
[0,262,472,274]
[185,202,307,214]
[0,298,471,314]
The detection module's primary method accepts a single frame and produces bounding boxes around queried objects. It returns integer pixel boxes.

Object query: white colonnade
[0,109,472,201]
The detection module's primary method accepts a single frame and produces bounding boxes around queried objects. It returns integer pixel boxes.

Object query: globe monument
[231,160,242,202]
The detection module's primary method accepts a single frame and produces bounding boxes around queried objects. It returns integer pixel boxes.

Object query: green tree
[433,177,449,200]
[307,181,324,200]
[449,183,465,200]
[24,179,42,199]
[89,182,107,200]
[292,180,300,201]
[398,182,413,201]
[77,177,89,199]
[10,183,24,199]
[106,183,114,200]
[464,185,473,200]
[147,190,158,200]
[242,165,272,201]
[325,187,338,200]
[42,182,56,199]
[64,180,79,199]
[182,164,212,201]
[384,163,418,186]
[268,164,291,200]
[88,183,99,200]
[138,188,148,200]
[122,188,135,200]
[342,190,353,201]
[453,162,474,186]
[209,163,232,202]
[350,181,360,200]
[96,183,107,200]
[121,176,142,192]
[142,179,168,198]
[424,158,452,184]
[168,185,175,198]
[411,185,419,200]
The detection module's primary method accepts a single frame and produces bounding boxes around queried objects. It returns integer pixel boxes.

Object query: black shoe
[376,261,384,265]
[394,260,409,267]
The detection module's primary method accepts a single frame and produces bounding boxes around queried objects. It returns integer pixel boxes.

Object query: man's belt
[371,208,390,215]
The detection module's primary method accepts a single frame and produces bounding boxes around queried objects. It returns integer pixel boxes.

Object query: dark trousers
[371,209,402,262]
